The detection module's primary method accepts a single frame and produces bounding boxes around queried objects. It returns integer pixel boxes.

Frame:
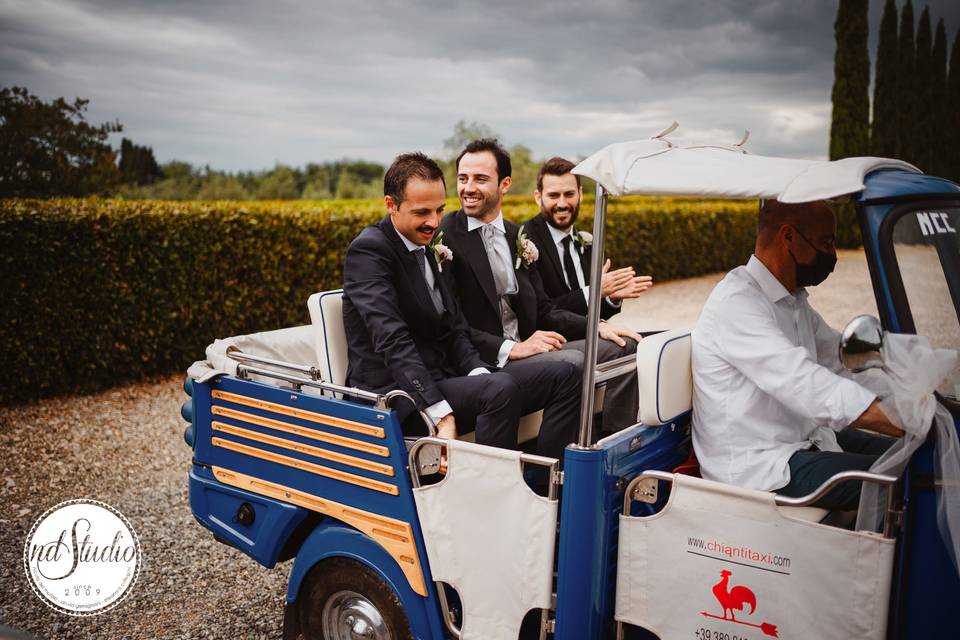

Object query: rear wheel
[299,557,413,640]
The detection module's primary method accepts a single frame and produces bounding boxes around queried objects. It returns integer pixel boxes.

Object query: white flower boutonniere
[515,227,539,269]
[573,230,593,254]
[429,230,453,272]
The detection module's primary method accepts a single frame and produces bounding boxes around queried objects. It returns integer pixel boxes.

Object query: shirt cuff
[497,340,516,368]
[468,367,490,376]
[425,400,453,425]
[605,296,622,308]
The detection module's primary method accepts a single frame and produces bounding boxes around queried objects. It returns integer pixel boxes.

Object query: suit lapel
[531,215,568,292]
[576,231,593,280]
[505,220,519,270]
[454,211,500,314]
[377,217,441,318]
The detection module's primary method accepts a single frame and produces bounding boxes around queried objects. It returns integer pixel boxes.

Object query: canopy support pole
[575,184,608,448]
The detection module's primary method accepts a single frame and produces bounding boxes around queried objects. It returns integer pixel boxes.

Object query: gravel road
[0,247,954,639]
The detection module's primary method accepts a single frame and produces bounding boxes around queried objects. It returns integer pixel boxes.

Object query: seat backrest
[635,328,693,426]
[307,290,347,385]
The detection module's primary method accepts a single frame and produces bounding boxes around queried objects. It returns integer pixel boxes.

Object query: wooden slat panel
[212,389,385,438]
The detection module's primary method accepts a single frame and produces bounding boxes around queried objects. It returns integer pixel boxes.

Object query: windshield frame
[877,198,960,334]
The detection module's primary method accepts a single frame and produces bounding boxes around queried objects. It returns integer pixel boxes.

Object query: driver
[692,199,904,510]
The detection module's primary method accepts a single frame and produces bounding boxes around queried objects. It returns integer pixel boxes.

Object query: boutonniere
[515,227,539,269]
[573,230,592,255]
[429,230,453,272]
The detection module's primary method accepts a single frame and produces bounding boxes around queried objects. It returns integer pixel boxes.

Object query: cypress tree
[931,19,948,178]
[830,0,871,160]
[871,0,899,158]
[913,7,933,171]
[896,1,916,163]
[948,30,960,182]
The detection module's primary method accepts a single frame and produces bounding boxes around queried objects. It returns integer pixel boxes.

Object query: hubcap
[321,590,392,640]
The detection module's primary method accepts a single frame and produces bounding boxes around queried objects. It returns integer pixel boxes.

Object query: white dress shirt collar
[466,211,506,234]
[546,221,574,246]
[391,220,423,253]
[745,254,807,304]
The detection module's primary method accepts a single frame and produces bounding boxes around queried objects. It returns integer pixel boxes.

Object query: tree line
[830,0,960,182]
[0,86,548,201]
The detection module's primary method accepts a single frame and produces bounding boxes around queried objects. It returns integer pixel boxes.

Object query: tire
[299,556,414,640]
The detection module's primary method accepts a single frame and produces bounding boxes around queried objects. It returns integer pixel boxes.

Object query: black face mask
[788,227,837,288]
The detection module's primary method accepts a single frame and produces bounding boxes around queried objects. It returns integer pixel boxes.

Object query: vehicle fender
[286,519,445,640]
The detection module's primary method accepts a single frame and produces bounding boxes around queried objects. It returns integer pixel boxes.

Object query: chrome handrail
[594,353,636,384]
[226,347,321,379]
[234,364,382,402]
[623,469,898,518]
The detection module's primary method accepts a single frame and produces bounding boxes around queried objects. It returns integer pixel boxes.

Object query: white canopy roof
[572,138,920,202]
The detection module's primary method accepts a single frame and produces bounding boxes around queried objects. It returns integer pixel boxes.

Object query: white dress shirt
[466,212,521,368]
[392,222,488,425]
[691,255,876,491]
[545,223,620,309]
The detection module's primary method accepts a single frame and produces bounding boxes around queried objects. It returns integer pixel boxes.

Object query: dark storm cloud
[2,0,958,170]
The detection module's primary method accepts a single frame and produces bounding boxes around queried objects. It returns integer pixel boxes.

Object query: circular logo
[23,499,141,615]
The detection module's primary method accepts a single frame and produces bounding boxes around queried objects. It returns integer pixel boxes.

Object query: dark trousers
[776,429,895,510]
[402,360,580,460]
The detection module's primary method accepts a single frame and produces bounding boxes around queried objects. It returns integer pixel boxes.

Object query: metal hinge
[633,477,659,504]
[554,470,564,486]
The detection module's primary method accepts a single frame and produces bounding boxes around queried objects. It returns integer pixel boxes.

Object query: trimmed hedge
[0,195,761,404]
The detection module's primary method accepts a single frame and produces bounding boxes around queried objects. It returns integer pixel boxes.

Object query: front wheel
[299,557,413,640]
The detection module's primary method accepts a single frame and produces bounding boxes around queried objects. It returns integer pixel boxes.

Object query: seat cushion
[307,290,347,385]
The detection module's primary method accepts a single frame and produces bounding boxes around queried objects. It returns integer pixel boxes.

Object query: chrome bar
[594,353,637,384]
[774,470,897,507]
[234,364,381,402]
[226,348,320,379]
[622,470,898,513]
[576,184,608,448]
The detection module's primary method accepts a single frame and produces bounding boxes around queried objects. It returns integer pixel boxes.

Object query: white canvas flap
[413,440,558,640]
[616,474,895,640]
[574,138,919,201]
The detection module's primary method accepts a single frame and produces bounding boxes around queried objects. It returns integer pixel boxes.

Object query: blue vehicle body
[183,166,960,639]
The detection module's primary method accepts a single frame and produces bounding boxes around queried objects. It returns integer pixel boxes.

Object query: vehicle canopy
[572,135,920,201]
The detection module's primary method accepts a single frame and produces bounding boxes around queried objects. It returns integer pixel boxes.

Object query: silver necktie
[479,225,520,341]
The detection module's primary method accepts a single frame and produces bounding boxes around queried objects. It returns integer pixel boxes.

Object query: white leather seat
[307,290,542,443]
[636,327,828,523]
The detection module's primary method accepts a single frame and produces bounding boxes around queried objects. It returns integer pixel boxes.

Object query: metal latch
[632,477,659,504]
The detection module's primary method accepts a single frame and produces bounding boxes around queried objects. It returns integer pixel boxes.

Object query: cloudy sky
[3,0,959,171]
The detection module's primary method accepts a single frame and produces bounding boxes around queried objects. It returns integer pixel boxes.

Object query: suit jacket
[439,209,586,365]
[521,214,618,320]
[342,216,487,409]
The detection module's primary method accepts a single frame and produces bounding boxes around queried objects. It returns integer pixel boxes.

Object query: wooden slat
[211,405,390,457]
[212,437,398,496]
[212,466,426,596]
[211,389,385,438]
[212,421,394,477]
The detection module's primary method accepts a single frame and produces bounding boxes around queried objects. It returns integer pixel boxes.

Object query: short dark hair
[536,156,579,192]
[456,138,512,182]
[757,199,832,243]
[383,152,446,205]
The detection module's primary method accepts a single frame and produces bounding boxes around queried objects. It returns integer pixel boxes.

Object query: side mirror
[839,315,884,372]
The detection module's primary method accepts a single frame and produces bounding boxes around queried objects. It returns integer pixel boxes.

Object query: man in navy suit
[439,140,642,433]
[342,152,580,458]
[522,157,652,319]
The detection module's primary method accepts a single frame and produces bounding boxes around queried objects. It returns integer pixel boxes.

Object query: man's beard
[463,193,500,219]
[543,203,580,231]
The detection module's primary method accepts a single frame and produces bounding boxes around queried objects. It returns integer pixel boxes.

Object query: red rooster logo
[700,569,779,637]
[713,569,756,621]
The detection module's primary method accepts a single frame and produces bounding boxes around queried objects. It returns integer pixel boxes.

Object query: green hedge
[0,195,763,404]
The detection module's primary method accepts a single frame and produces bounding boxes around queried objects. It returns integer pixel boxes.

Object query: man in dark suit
[523,157,652,320]
[342,152,580,459]
[439,139,642,432]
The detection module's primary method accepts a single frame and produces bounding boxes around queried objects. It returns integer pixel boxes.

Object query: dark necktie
[560,235,580,291]
[415,248,444,314]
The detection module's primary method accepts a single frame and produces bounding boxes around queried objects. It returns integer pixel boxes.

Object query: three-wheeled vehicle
[181,133,960,639]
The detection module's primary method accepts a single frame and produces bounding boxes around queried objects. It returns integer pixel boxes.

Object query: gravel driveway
[0,248,952,639]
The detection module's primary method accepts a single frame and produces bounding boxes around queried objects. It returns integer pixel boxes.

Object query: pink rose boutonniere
[515,227,539,269]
